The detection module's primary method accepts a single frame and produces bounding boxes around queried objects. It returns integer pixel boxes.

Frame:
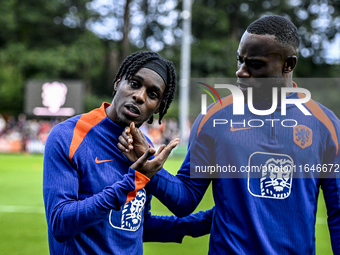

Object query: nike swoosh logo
[95,157,113,164]
[230,125,251,132]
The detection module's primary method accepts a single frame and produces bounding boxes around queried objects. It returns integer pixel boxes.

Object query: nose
[236,63,250,78]
[132,88,146,104]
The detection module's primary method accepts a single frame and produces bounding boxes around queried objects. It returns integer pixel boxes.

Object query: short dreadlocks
[247,15,300,52]
[113,51,177,124]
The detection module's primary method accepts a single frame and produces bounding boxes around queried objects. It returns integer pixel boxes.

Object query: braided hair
[113,51,177,124]
[247,15,300,51]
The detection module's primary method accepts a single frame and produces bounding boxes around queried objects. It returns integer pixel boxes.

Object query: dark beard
[115,116,143,128]
[115,116,128,128]
[243,78,284,104]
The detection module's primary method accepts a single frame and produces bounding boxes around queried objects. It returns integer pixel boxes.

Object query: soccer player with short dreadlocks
[119,16,340,254]
[43,51,214,255]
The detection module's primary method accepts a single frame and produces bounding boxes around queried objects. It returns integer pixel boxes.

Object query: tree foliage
[0,0,339,116]
[0,0,106,115]
[188,0,340,78]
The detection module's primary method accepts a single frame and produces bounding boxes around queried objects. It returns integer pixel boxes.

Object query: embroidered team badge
[259,157,293,198]
[293,125,312,149]
[109,189,146,231]
[248,152,294,199]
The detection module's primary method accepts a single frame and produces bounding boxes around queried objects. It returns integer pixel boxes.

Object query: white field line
[0,205,45,214]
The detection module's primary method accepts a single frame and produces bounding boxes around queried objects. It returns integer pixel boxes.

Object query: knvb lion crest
[293,125,312,149]
[247,152,294,199]
[260,158,293,199]
[109,189,146,231]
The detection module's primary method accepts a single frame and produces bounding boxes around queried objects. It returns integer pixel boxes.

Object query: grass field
[0,153,332,254]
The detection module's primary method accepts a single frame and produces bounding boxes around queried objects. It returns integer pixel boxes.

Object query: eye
[237,56,244,64]
[129,80,140,88]
[148,90,159,100]
[247,60,264,69]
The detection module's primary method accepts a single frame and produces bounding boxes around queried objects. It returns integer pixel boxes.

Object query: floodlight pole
[179,0,192,145]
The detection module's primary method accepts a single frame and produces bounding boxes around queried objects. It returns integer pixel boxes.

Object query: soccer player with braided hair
[112,51,177,125]
[43,51,214,255]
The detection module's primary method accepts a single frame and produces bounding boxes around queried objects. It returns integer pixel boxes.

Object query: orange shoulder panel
[197,95,233,137]
[68,103,108,162]
[298,93,339,155]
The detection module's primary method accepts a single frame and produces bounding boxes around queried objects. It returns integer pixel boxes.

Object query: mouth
[124,103,141,118]
[237,82,250,91]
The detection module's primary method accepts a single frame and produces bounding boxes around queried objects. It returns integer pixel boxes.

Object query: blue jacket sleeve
[148,157,211,217]
[320,150,340,253]
[321,177,340,254]
[320,112,340,254]
[142,192,214,243]
[43,126,149,243]
[147,114,212,217]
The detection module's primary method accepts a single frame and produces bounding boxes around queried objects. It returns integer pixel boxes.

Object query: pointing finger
[124,126,130,135]
[131,122,146,141]
[130,122,137,136]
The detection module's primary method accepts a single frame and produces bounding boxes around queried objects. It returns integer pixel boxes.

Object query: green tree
[189,0,340,78]
[0,0,106,115]
[1,0,339,116]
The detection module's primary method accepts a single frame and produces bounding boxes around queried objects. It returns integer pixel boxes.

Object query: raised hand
[117,122,149,162]
[130,138,180,178]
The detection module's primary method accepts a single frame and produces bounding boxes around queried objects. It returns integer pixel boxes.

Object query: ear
[283,56,297,73]
[114,78,121,91]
